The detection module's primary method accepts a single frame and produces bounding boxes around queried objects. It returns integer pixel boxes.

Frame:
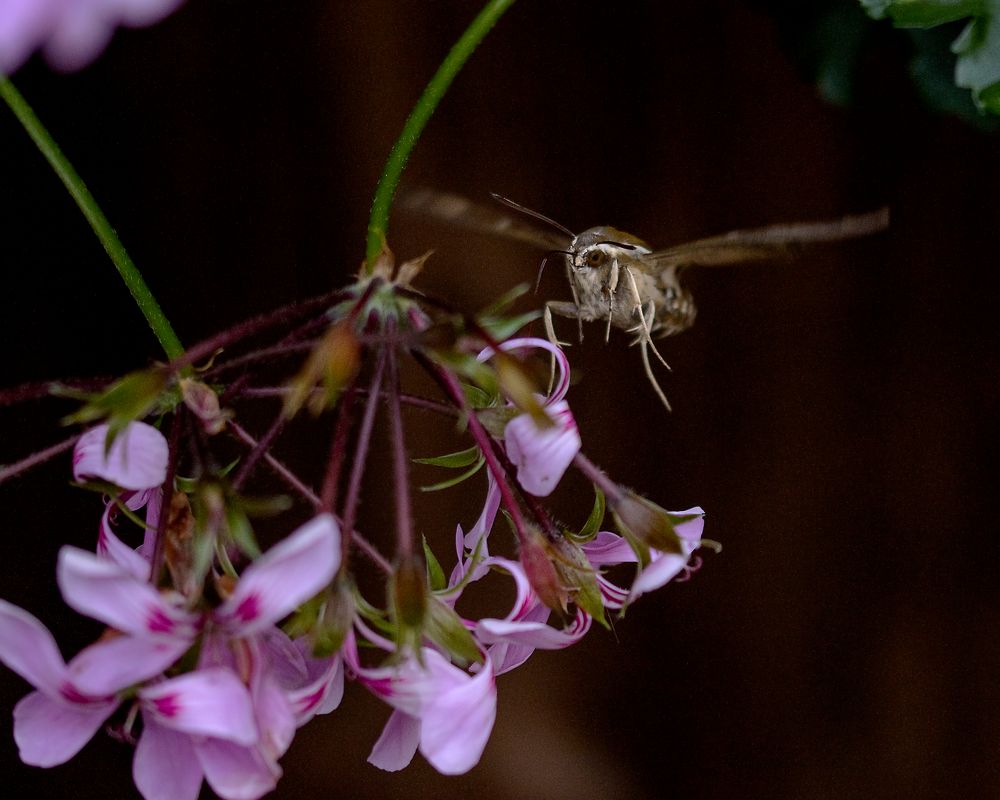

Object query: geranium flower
[0,0,187,73]
[0,513,342,800]
[73,421,168,579]
[344,627,497,776]
[478,337,581,497]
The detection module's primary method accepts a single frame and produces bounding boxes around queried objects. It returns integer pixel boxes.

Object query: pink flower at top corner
[0,0,187,74]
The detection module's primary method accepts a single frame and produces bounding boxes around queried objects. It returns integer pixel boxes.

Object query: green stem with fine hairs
[0,74,184,360]
[364,0,516,269]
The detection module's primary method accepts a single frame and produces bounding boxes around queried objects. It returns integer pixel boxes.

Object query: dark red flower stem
[485,433,559,538]
[416,351,529,546]
[228,420,392,574]
[0,432,81,486]
[572,452,624,503]
[385,328,414,560]
[149,411,184,585]
[319,382,358,513]
[339,347,387,568]
[230,412,286,492]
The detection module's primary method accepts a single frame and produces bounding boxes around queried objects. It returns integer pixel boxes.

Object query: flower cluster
[0,256,709,798]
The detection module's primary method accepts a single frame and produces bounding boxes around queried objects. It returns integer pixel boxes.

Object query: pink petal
[214,514,340,635]
[251,672,295,760]
[57,546,197,640]
[504,401,580,497]
[13,690,117,767]
[629,552,689,601]
[139,668,258,746]
[73,422,169,491]
[286,654,344,725]
[368,709,420,772]
[582,531,638,566]
[0,599,70,696]
[477,611,590,650]
[68,634,190,697]
[419,657,497,775]
[476,337,572,403]
[97,501,152,580]
[133,716,203,800]
[195,738,280,800]
[672,506,706,542]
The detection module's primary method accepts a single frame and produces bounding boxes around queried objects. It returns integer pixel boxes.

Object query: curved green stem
[364,0,516,269]
[0,74,184,360]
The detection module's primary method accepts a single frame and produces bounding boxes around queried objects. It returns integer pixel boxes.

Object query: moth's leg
[544,301,578,394]
[624,269,671,371]
[639,337,672,412]
[604,291,614,343]
[565,263,584,343]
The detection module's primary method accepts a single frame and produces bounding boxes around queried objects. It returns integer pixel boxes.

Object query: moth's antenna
[536,250,573,293]
[490,193,576,239]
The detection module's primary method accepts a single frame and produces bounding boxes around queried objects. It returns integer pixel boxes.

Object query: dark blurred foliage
[1,1,998,798]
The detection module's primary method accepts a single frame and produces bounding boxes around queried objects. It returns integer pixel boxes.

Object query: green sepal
[225,505,261,560]
[569,486,606,543]
[423,597,482,668]
[555,540,608,628]
[477,310,542,342]
[419,458,484,492]
[413,446,480,468]
[62,369,172,447]
[862,0,985,26]
[462,383,495,409]
[422,536,448,592]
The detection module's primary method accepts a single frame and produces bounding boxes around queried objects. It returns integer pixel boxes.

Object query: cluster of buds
[0,250,711,799]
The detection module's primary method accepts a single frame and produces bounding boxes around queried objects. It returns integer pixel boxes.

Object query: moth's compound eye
[586,249,607,267]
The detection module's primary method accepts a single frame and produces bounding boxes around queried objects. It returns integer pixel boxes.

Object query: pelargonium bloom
[0,513,342,800]
[478,337,581,497]
[344,628,497,776]
[584,506,706,602]
[74,421,169,579]
[0,0,187,73]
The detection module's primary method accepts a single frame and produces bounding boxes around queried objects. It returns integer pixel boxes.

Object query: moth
[400,188,889,409]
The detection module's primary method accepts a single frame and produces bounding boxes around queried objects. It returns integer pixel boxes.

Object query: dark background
[1,1,998,798]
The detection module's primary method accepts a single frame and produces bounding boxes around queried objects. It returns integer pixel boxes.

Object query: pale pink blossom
[0,514,342,800]
[73,421,168,491]
[344,629,497,775]
[0,0,186,73]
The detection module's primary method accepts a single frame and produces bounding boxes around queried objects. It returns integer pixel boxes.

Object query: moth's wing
[397,187,570,251]
[647,207,889,271]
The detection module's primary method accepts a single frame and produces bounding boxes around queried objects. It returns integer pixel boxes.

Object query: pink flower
[0,514,342,800]
[584,506,706,603]
[344,630,497,775]
[0,0,186,73]
[477,337,581,496]
[73,422,168,579]
[73,421,169,491]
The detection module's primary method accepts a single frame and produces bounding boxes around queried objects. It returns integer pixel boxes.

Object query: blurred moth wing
[400,187,889,410]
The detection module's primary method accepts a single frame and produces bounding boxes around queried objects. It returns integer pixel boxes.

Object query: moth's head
[569,226,650,271]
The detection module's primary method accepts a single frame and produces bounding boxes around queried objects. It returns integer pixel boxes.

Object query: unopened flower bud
[284,323,360,416]
[392,555,427,630]
[611,490,683,557]
[179,378,230,434]
[519,527,566,612]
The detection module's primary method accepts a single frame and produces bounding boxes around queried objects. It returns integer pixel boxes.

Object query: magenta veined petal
[57,546,197,640]
[139,668,258,746]
[68,633,191,697]
[133,716,204,800]
[214,514,341,635]
[73,422,169,491]
[13,690,118,767]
